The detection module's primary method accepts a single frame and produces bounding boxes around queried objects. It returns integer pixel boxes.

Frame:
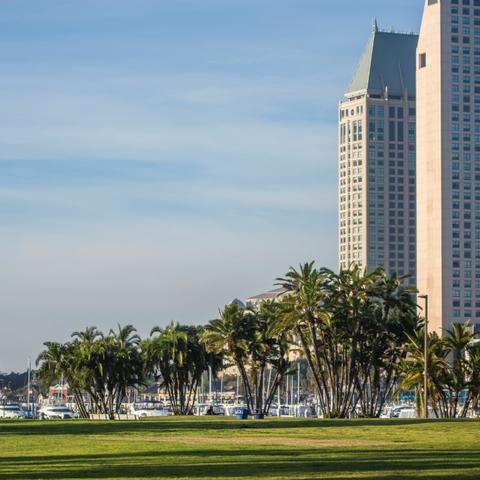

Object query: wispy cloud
[0,0,422,370]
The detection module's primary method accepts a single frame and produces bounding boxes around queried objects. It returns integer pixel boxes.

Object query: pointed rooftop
[345,24,418,99]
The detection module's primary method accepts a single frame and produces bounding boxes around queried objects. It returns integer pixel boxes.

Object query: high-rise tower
[417,0,480,333]
[339,23,418,285]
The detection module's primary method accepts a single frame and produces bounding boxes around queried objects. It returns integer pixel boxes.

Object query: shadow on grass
[0,417,465,437]
[0,448,308,466]
[0,448,479,479]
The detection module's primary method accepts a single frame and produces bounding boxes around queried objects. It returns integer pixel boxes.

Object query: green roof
[345,26,418,98]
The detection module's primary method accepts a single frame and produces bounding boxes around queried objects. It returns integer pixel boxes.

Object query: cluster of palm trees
[37,323,222,419]
[36,262,480,419]
[142,323,222,415]
[399,323,480,418]
[37,325,143,419]
[272,263,418,418]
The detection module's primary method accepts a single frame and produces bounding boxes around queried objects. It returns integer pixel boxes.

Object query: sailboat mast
[27,358,31,415]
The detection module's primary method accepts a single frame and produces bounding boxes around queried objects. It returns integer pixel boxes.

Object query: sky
[0,0,423,372]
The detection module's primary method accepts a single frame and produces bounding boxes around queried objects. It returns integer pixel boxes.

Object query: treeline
[36,262,480,419]
[0,371,29,394]
[36,304,292,419]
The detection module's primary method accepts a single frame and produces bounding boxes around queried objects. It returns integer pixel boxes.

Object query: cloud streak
[0,0,422,370]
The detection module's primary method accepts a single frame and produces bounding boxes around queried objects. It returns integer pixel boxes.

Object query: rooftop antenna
[373,17,378,33]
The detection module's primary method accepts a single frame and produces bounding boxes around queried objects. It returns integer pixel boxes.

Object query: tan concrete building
[417,0,480,333]
[339,23,418,286]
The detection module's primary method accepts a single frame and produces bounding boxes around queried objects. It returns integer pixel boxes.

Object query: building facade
[339,24,418,287]
[417,0,480,333]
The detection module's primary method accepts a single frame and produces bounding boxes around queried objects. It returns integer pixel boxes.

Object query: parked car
[0,404,27,419]
[38,405,77,420]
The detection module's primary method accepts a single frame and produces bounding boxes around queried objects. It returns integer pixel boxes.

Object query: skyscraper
[339,23,418,285]
[417,0,480,333]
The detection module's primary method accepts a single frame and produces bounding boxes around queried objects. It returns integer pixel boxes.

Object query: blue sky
[0,0,422,371]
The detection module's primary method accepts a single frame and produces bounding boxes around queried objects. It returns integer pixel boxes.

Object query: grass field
[0,417,479,479]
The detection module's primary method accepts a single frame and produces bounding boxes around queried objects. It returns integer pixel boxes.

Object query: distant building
[416,0,480,333]
[339,21,418,287]
[245,288,286,308]
[48,384,69,402]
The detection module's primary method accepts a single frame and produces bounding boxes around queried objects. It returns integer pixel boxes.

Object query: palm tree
[202,301,292,416]
[275,262,417,418]
[399,322,477,418]
[256,300,295,414]
[443,322,473,417]
[466,342,480,415]
[201,303,256,411]
[354,270,417,417]
[36,341,90,418]
[274,262,333,416]
[71,326,102,343]
[144,322,214,415]
[107,324,144,416]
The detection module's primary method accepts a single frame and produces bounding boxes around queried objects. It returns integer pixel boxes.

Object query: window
[419,53,427,69]
[389,122,396,142]
[428,0,438,4]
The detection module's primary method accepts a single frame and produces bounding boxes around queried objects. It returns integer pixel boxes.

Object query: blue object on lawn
[235,408,249,420]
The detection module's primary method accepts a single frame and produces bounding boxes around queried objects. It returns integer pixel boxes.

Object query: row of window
[453,310,480,318]
[451,0,480,8]
[367,106,416,118]
[339,105,363,119]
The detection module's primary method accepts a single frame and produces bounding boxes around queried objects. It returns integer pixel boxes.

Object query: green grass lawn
[0,417,479,480]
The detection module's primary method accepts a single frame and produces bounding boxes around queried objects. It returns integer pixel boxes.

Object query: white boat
[223,405,239,416]
[398,407,417,419]
[194,403,230,416]
[388,405,412,418]
[398,406,439,419]
[0,404,27,419]
[38,405,77,420]
[129,402,169,417]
